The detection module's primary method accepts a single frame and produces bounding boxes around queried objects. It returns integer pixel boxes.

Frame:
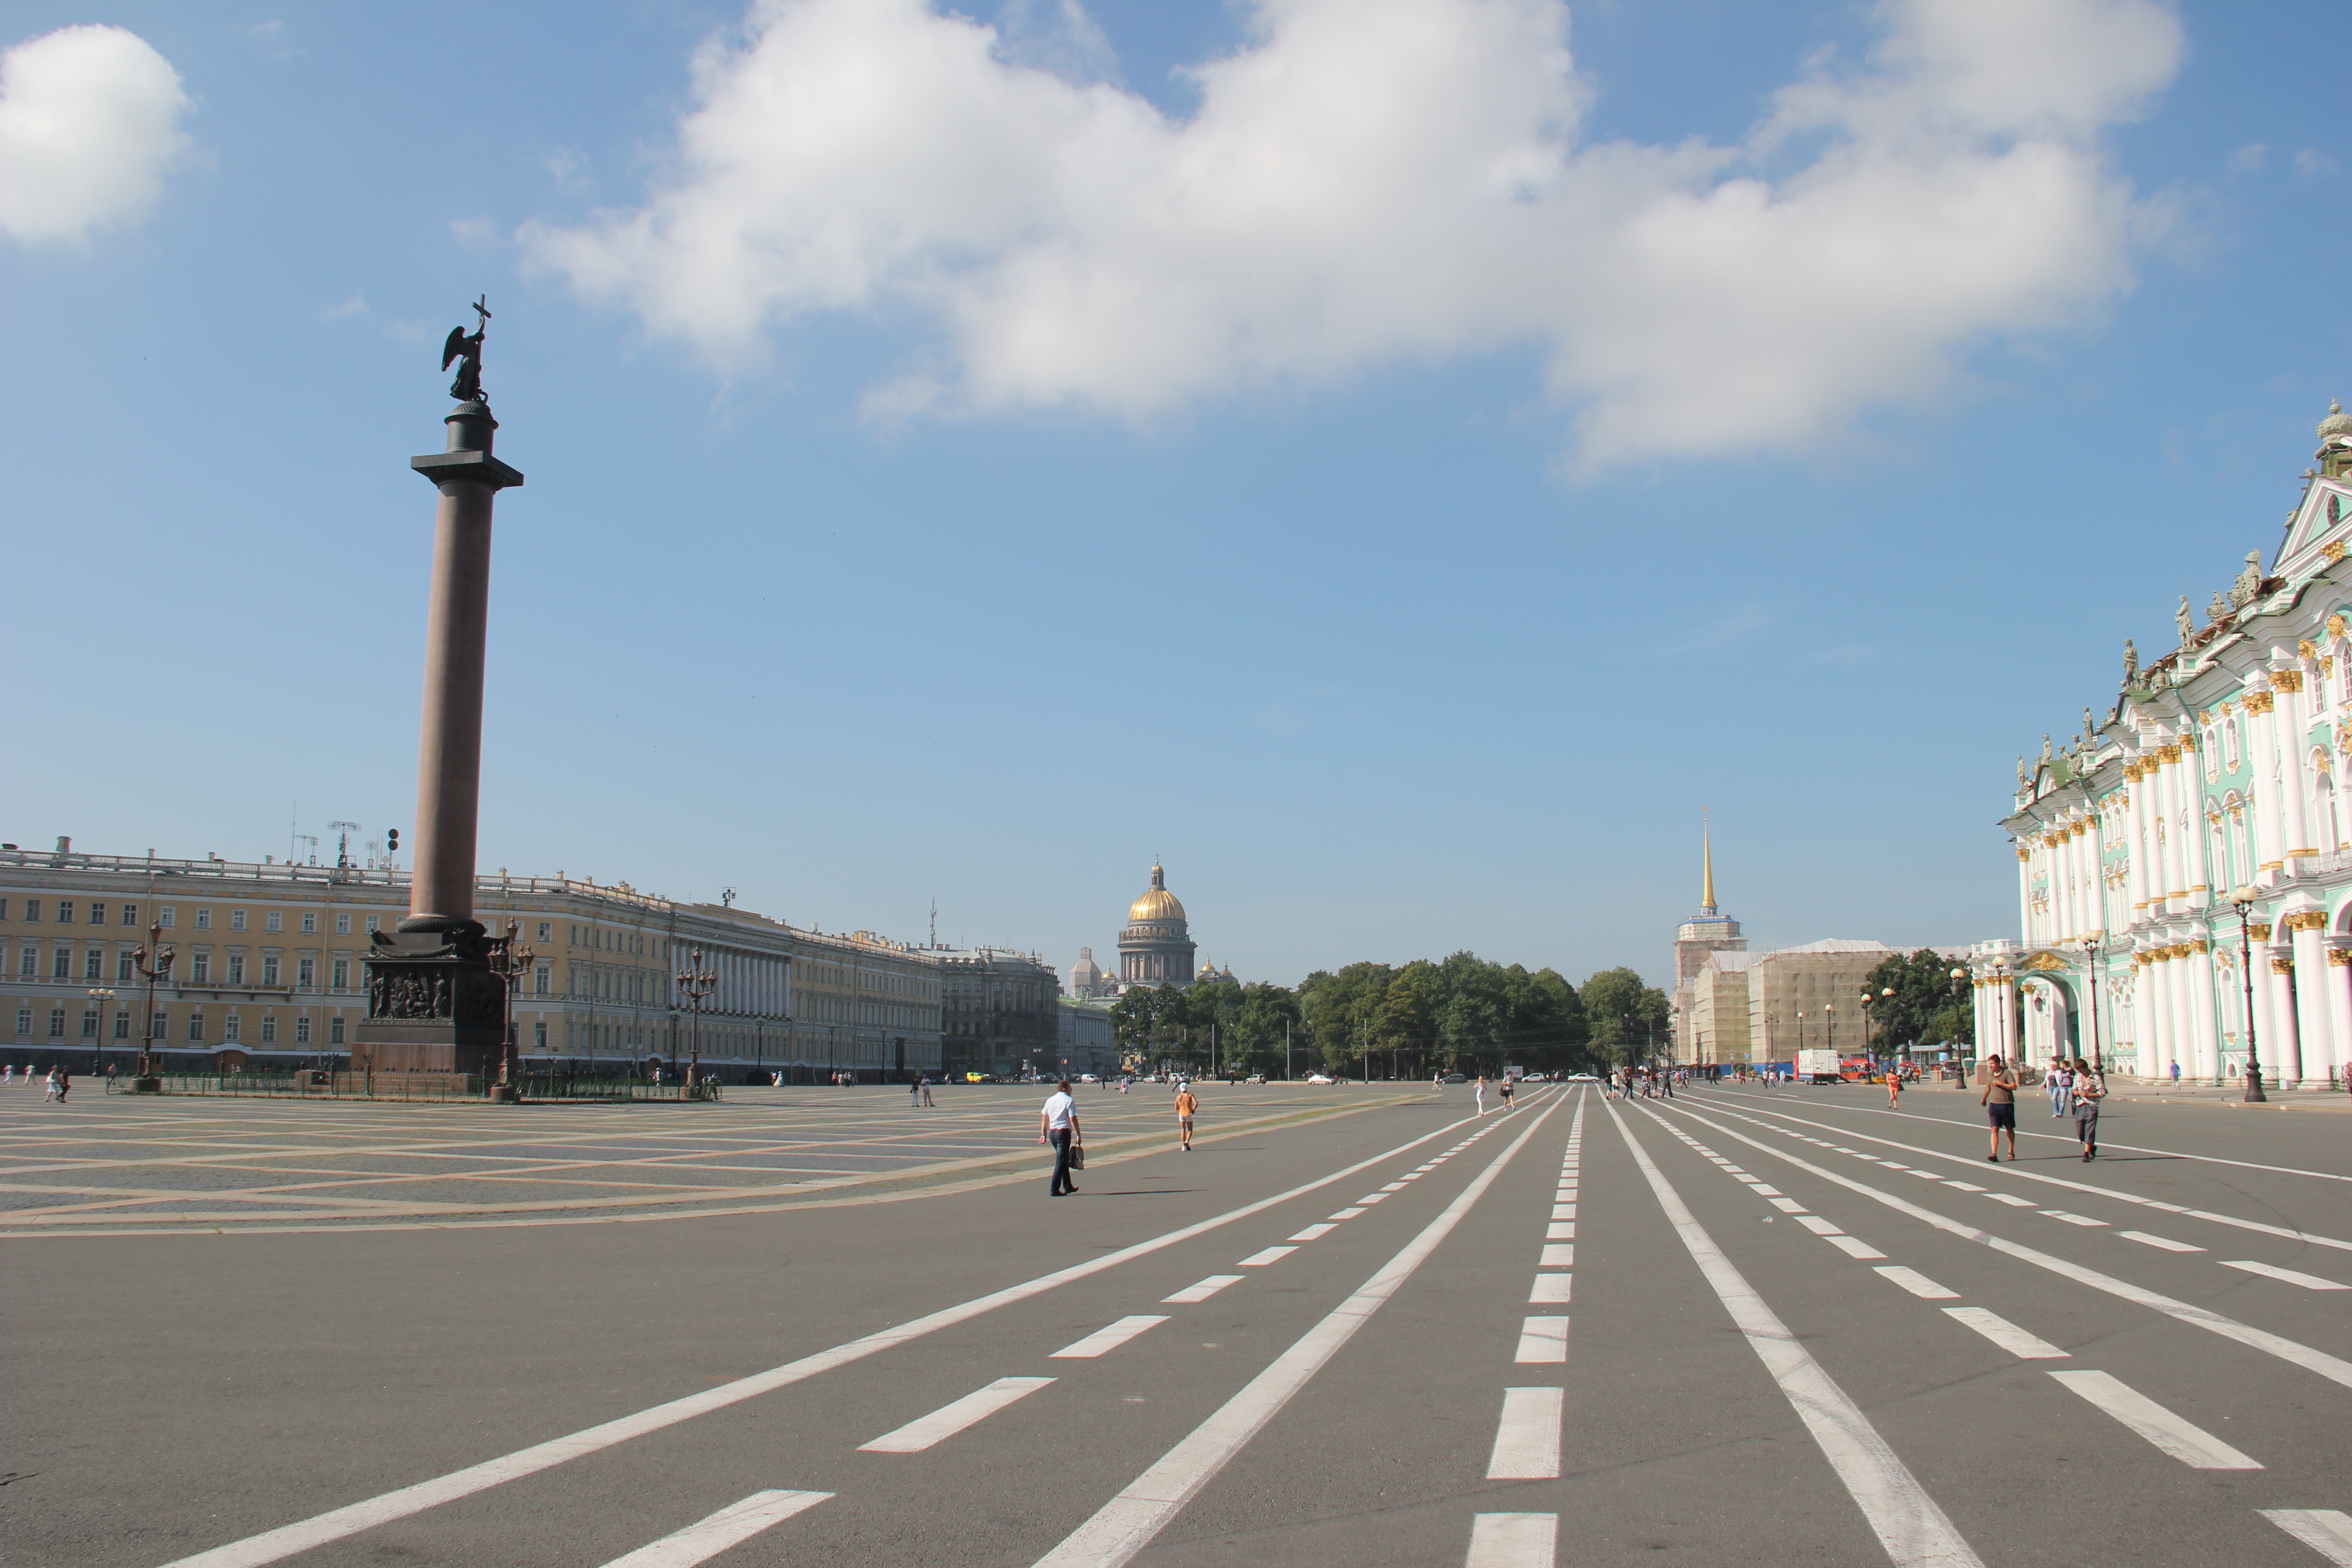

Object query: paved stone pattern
[0,1081,1413,1232]
[10,1080,2352,1568]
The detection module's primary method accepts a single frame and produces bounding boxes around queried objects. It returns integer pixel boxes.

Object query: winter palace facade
[1981,401,2352,1086]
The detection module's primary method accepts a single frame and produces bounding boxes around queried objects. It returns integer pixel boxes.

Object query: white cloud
[0,24,191,245]
[2226,142,2266,174]
[522,0,2183,471]
[2294,147,2339,179]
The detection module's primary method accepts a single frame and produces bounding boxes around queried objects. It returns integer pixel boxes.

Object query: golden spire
[1701,807,1716,913]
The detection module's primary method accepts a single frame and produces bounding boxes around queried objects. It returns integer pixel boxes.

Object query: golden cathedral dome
[1128,861,1187,925]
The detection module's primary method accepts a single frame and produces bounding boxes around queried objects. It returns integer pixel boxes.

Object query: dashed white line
[1874,1266,1959,1300]
[1826,1235,1888,1260]
[2120,1231,2204,1253]
[1161,1275,1242,1304]
[1327,1208,1366,1220]
[595,1490,831,1568]
[2039,1210,2106,1228]
[860,1377,1056,1453]
[1940,1308,2067,1359]
[1983,1193,2035,1207]
[1514,1316,1569,1363]
[1529,1274,1572,1304]
[1540,1243,1574,1266]
[2220,1259,2348,1291]
[1485,1388,1565,1479]
[2047,1371,2261,1470]
[1052,1316,1170,1359]
[1287,1224,1337,1242]
[2264,1509,2352,1565]
[1465,1512,1559,1568]
[1237,1246,1296,1267]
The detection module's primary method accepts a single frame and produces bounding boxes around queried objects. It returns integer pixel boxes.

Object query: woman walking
[1886,1064,1903,1109]
[1980,1056,2019,1161]
[1474,1076,1488,1116]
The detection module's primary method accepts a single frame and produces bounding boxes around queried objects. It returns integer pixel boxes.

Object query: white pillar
[2328,943,2352,1091]
[2248,690,2286,875]
[2139,955,2166,1079]
[2290,916,2335,1089]
[2128,755,2156,914]
[2266,942,2302,1087]
[2278,671,2316,861]
[2245,930,2280,1085]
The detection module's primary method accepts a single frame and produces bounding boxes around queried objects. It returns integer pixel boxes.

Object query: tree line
[1858,948,1976,1055]
[1107,952,1671,1078]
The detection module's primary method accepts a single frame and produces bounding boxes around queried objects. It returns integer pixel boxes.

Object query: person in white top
[1039,1080,1081,1196]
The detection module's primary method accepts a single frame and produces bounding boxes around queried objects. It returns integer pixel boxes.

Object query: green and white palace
[1980,400,2352,1087]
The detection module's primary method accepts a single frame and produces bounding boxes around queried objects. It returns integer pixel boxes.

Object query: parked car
[1078,1073,1100,1084]
[1305,1073,1336,1085]
[1566,1072,1601,1083]
[1440,1073,1468,1084]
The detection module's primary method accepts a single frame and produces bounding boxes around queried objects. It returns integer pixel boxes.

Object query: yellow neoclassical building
[0,842,943,1082]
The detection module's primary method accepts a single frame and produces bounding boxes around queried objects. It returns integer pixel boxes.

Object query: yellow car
[964,1072,985,1083]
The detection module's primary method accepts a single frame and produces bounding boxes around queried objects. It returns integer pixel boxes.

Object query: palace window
[301,912,317,934]
[14,1007,29,1036]
[365,915,381,933]
[120,903,136,925]
[266,911,282,933]
[537,922,551,942]
[113,1011,128,1039]
[150,1011,165,1040]
[2224,717,2243,771]
[117,952,132,982]
[332,958,349,990]
[260,1015,276,1043]
[230,910,246,931]
[223,1012,241,1042]
[50,1008,65,1038]
[262,956,280,987]
[226,955,245,985]
[16,948,30,978]
[81,1009,96,1039]
[295,1017,311,1044]
[186,1013,203,1042]
[336,914,351,935]
[329,1015,344,1045]
[191,953,209,983]
[159,907,173,928]
[84,949,101,980]
[88,902,105,926]
[55,902,74,924]
[53,948,70,979]
[195,909,211,930]
[298,957,315,990]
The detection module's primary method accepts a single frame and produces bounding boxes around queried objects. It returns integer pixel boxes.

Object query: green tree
[1580,966,1671,1068]
[1298,962,1392,1074]
[1233,983,1304,1077]
[1860,950,1974,1058]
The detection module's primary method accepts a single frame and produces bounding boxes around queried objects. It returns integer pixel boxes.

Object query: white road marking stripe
[1161,1275,1242,1304]
[596,1490,831,1568]
[1288,1224,1337,1242]
[2120,1230,2204,1252]
[1381,1182,1410,1191]
[1875,1266,1959,1300]
[2047,1370,2261,1469]
[1707,1100,2352,1253]
[1052,1316,1170,1359]
[1651,1102,2352,1393]
[1357,1193,1391,1204]
[2220,1259,2348,1290]
[1607,1100,1982,1568]
[1485,1388,1565,1480]
[2040,1210,2106,1227]
[1545,1222,1575,1240]
[1796,1215,1844,1235]
[1514,1316,1569,1363]
[1984,1193,2035,1207]
[1540,1243,1574,1266]
[1465,1512,1558,1568]
[2264,1509,2352,1564]
[1029,1091,1572,1568]
[147,1105,1504,1568]
[1827,1235,1888,1260]
[1769,1197,1806,1214]
[1238,1246,1296,1266]
[1943,1181,1985,1192]
[1328,1208,1366,1220]
[1552,1205,1577,1219]
[1751,1186,1784,1197]
[1529,1274,1572,1304]
[860,1377,1056,1453]
[1941,1308,2067,1359]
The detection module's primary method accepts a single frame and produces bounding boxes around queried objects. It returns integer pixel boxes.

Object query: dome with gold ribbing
[1128,861,1186,925]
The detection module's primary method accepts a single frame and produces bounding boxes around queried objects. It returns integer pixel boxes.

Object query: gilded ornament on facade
[2274,669,2306,692]
[2286,910,2330,932]
[2331,615,2347,640]
[2331,948,2352,967]
[2250,922,2272,941]
[2327,539,2347,564]
[2301,639,2319,660]
[2246,690,2276,714]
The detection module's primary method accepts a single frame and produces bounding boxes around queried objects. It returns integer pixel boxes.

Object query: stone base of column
[354,924,507,1078]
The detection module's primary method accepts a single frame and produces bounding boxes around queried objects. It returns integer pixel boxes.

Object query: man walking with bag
[1039,1079,1081,1196]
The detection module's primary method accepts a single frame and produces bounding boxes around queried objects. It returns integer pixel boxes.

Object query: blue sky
[3,1,2346,993]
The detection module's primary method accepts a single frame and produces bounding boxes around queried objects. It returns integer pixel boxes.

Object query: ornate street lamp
[676,947,717,1091]
[2227,886,2268,1102]
[131,925,175,1081]
[86,986,115,1077]
[2080,935,2104,1074]
[1951,967,1969,1078]
[490,920,535,1097]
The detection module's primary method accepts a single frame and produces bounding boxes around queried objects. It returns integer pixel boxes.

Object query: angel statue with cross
[441,295,491,404]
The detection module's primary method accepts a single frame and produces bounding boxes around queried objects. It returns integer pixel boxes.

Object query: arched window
[2225,714,2243,771]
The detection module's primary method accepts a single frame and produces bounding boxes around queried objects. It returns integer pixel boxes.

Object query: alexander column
[354,298,524,1078]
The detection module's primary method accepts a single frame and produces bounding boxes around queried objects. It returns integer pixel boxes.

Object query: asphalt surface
[8,1079,2352,1567]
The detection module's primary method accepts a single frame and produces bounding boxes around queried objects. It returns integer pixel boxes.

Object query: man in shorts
[1980,1055,2019,1161]
[2071,1057,2104,1160]
[1173,1083,1198,1152]
[1499,1076,1516,1112]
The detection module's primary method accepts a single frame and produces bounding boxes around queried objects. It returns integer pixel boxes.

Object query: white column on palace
[2265,943,2302,1085]
[2185,943,2218,1080]
[2244,930,2280,1083]
[2290,915,2336,1088]
[2138,955,2166,1076]
[2326,944,2352,1089]
[2128,757,2156,915]
[2276,668,2316,860]
[2246,689,2285,874]
[2152,745,2182,914]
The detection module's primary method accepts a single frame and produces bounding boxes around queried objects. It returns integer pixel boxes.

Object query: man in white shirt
[1039,1079,1081,1196]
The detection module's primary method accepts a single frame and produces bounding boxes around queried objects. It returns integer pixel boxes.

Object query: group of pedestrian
[5,1065,69,1101]
[1979,1054,2104,1161]
[907,1075,935,1107]
[1039,1071,1211,1194]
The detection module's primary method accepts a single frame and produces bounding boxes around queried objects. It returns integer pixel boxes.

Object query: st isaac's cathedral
[1068,862,1236,999]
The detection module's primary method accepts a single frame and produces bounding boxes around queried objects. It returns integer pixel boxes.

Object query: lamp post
[2080,935,2103,1074]
[131,926,175,1079]
[2227,886,2268,1102]
[676,947,716,1092]
[490,920,535,1097]
[87,986,115,1076]
[1825,1001,1836,1065]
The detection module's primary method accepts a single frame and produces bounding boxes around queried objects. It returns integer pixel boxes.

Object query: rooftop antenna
[329,821,361,869]
[930,897,937,949]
